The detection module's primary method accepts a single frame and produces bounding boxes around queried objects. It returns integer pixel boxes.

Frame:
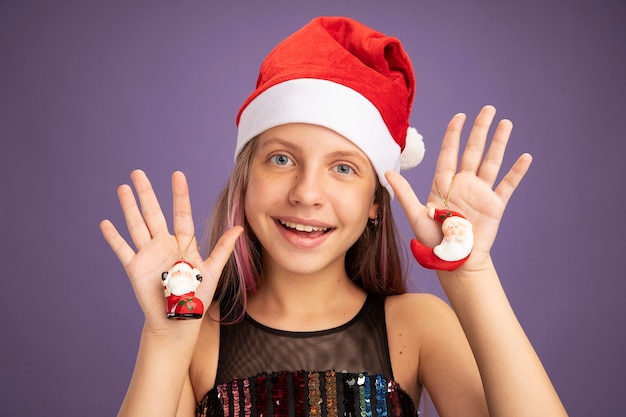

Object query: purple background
[1,1,625,415]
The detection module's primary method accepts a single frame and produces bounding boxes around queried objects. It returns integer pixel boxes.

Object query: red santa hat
[235,16,425,198]
[171,260,194,270]
[431,208,471,227]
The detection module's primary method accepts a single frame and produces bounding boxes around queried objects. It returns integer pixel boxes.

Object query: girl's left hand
[386,105,533,270]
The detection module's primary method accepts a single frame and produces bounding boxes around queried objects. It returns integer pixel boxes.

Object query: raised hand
[386,105,532,270]
[100,169,242,330]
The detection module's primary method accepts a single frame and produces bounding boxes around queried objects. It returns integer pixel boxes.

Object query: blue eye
[334,163,355,175]
[270,154,293,166]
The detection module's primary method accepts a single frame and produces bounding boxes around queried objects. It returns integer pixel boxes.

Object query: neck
[247,266,367,331]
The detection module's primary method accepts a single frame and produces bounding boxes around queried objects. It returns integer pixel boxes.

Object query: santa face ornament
[161,260,204,319]
[410,209,474,271]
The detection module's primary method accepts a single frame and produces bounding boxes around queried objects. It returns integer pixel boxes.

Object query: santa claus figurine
[410,208,474,271]
[161,260,204,319]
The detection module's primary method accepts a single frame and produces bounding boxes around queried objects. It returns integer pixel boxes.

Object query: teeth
[280,220,328,232]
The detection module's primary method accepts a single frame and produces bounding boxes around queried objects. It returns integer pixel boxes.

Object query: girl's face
[245,123,379,279]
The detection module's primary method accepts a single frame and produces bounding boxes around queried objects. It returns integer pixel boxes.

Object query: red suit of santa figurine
[161,260,204,319]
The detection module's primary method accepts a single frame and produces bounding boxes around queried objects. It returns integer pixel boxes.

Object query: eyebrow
[326,150,370,165]
[258,137,298,151]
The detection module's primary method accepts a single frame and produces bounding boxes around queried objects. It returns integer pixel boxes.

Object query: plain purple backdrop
[1,1,625,416]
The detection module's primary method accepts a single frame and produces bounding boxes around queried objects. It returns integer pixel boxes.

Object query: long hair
[345,183,408,295]
[205,137,409,323]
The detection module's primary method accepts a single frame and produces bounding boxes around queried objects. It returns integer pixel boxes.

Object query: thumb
[385,170,428,229]
[195,226,244,305]
[385,171,442,248]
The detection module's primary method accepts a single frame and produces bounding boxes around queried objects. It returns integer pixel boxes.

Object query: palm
[387,106,532,268]
[424,170,506,256]
[100,170,242,329]
[123,234,181,323]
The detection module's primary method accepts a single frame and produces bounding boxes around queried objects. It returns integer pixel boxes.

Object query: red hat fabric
[235,16,424,198]
[172,260,195,269]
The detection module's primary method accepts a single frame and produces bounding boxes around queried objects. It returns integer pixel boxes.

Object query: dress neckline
[244,294,373,338]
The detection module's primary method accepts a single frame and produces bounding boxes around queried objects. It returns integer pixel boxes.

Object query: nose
[288,167,326,207]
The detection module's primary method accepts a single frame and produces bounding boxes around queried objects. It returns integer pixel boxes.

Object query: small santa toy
[161,260,204,319]
[410,208,474,271]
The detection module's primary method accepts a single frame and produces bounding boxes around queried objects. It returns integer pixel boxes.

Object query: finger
[477,118,513,187]
[100,219,136,267]
[434,113,466,180]
[171,171,195,255]
[494,153,533,206]
[131,169,169,238]
[117,183,152,250]
[385,171,427,228]
[198,226,244,289]
[459,105,496,174]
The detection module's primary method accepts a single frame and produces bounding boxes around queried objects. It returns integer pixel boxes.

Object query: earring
[369,214,379,227]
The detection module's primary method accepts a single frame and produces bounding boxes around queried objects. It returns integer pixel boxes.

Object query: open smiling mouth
[278,219,332,234]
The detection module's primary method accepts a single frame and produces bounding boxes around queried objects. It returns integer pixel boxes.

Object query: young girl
[100,16,567,417]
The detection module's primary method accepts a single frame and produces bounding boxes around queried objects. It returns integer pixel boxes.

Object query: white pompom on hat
[235,16,425,198]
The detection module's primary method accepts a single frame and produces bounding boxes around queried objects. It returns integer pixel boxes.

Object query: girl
[100,16,567,417]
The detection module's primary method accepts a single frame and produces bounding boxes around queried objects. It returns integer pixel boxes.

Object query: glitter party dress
[196,295,417,417]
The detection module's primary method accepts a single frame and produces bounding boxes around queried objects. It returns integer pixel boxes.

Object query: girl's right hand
[100,169,242,332]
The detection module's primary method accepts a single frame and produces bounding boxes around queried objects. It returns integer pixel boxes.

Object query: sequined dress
[196,295,417,417]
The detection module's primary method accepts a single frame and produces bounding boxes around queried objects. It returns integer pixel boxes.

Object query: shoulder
[385,292,449,311]
[383,293,458,401]
[385,292,459,344]
[385,293,486,410]
[385,292,456,328]
[386,293,486,408]
[385,292,467,348]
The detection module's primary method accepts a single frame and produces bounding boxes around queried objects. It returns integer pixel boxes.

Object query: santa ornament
[409,174,474,271]
[161,236,204,319]
[162,260,203,319]
[410,209,474,271]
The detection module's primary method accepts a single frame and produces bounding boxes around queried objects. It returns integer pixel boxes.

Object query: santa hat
[235,16,425,198]
[171,260,194,270]
[432,209,472,229]
[169,260,202,278]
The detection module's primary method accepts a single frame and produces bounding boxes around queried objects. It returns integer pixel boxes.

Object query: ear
[368,200,379,221]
